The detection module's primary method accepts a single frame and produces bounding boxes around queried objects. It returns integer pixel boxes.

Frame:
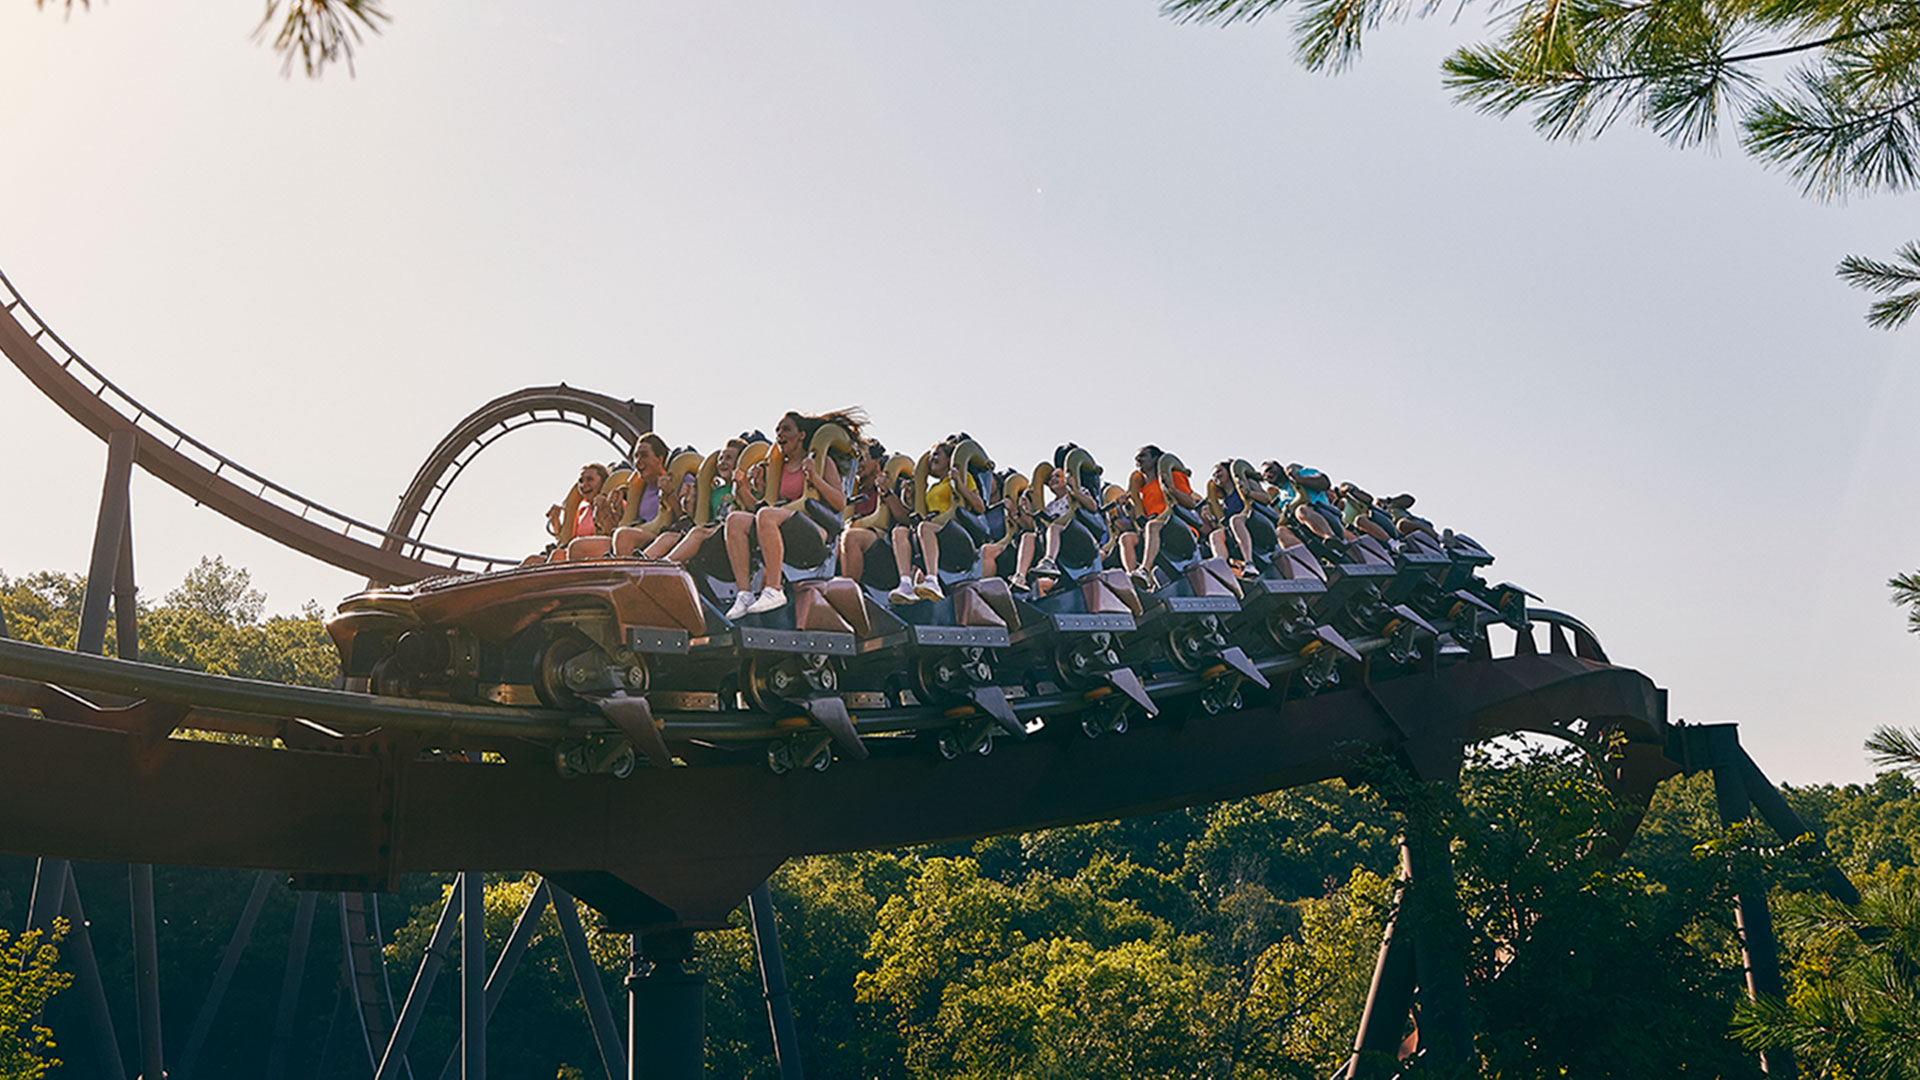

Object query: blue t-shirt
[1222,489,1245,516]
[1280,467,1331,507]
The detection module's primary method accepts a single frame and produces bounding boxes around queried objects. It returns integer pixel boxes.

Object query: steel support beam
[176,870,275,1080]
[25,857,68,934]
[59,864,128,1080]
[1402,827,1472,1068]
[461,871,485,1080]
[437,880,551,1080]
[1711,742,1798,1079]
[129,863,165,1080]
[1739,748,1861,906]
[1342,857,1416,1078]
[552,883,626,1080]
[114,516,138,661]
[747,881,803,1080]
[78,428,136,656]
[376,877,463,1080]
[267,891,319,1080]
[630,930,705,1080]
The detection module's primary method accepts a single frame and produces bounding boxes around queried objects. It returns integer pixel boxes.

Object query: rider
[724,409,864,619]
[536,462,610,564]
[652,436,748,561]
[589,434,673,559]
[1027,461,1102,586]
[1206,460,1261,577]
[1123,445,1199,591]
[888,437,984,604]
[1261,460,1343,546]
[839,439,912,588]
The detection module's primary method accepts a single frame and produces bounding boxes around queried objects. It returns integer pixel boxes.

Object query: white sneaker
[725,591,756,620]
[745,586,787,614]
[915,576,945,601]
[889,583,918,604]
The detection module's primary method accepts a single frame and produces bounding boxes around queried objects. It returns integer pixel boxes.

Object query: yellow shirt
[926,471,976,515]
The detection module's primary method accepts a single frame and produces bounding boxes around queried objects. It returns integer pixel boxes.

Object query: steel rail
[0,607,1605,749]
[0,266,513,581]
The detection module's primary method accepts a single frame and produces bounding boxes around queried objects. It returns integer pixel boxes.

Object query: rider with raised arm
[534,462,610,564]
[651,436,748,561]
[1261,460,1343,546]
[585,433,674,559]
[724,409,864,619]
[887,437,984,604]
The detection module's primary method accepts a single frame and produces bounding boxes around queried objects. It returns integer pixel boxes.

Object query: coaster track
[0,268,651,584]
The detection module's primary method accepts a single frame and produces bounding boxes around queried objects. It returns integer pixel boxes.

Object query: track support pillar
[130,862,165,1079]
[748,880,804,1079]
[461,871,486,1079]
[629,929,705,1080]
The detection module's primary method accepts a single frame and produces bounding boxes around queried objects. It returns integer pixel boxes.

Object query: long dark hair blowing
[782,408,869,445]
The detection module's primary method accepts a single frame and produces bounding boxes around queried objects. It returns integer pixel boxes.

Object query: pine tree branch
[1865,725,1920,771]
[253,0,390,78]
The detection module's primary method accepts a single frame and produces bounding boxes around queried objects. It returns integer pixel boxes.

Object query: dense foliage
[5,561,1920,1077]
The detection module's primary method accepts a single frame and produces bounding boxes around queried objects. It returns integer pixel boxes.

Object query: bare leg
[840,528,871,583]
[1013,532,1036,582]
[640,530,681,559]
[1210,528,1231,562]
[1043,521,1066,563]
[665,525,713,564]
[725,510,757,590]
[568,536,614,560]
[917,520,942,580]
[756,507,790,591]
[1119,532,1141,573]
[1140,518,1166,572]
[1230,513,1255,565]
[891,526,917,583]
[1354,514,1391,544]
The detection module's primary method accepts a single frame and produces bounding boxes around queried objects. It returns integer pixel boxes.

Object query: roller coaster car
[326,560,706,707]
[1115,453,1266,699]
[992,448,1158,726]
[840,439,1031,750]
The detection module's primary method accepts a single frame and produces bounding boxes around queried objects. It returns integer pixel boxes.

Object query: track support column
[1341,857,1416,1078]
[747,880,804,1079]
[78,428,136,655]
[461,871,486,1080]
[130,863,165,1080]
[629,929,706,1080]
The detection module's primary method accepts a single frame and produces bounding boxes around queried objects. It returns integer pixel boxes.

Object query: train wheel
[811,748,834,772]
[976,732,994,756]
[534,637,589,708]
[767,739,794,775]
[938,732,963,760]
[1081,713,1103,740]
[368,656,415,698]
[609,744,637,779]
[744,657,801,714]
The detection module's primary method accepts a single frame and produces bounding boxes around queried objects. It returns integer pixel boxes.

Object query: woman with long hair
[724,408,867,619]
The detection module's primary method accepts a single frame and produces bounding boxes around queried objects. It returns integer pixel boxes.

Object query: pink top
[572,501,596,538]
[777,460,807,502]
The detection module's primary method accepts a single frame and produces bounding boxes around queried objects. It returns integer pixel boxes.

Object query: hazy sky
[3,1,1915,784]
